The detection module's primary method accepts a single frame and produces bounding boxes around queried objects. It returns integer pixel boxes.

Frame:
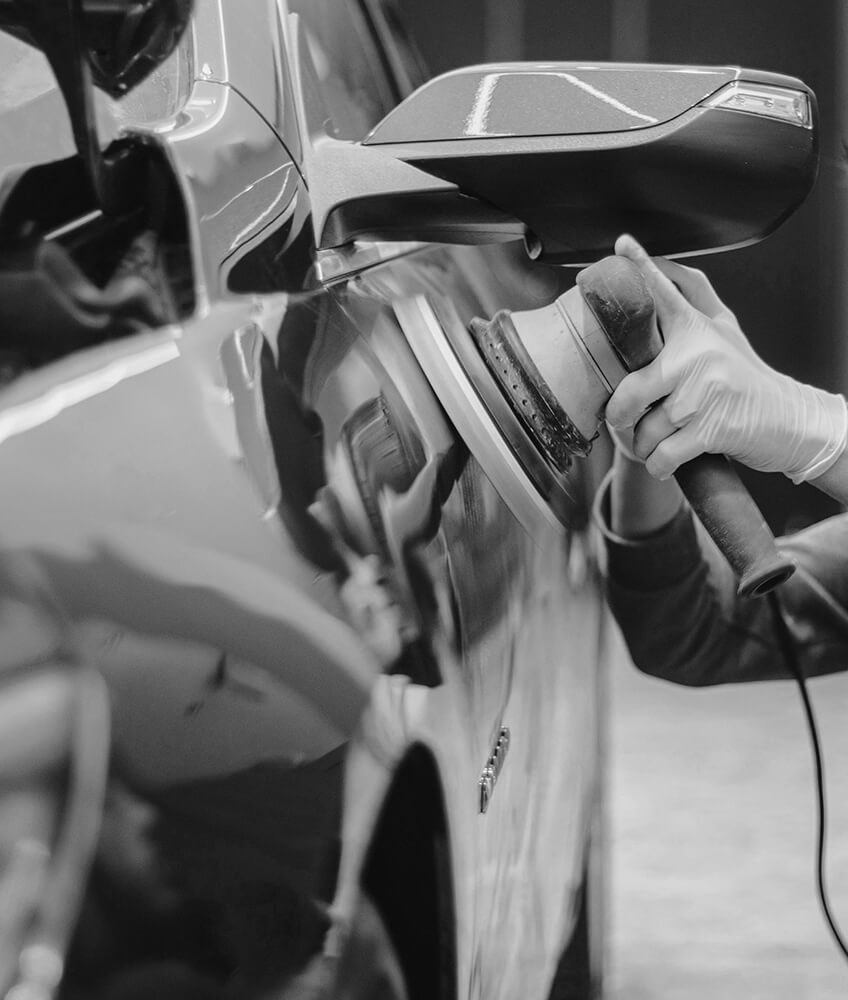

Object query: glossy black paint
[367,64,739,141]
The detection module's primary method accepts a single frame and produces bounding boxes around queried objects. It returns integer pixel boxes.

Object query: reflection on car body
[0,1,609,998]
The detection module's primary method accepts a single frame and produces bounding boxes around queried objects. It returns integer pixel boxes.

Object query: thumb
[614,234,693,338]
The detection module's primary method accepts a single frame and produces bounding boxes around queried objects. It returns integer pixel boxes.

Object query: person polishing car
[594,234,848,685]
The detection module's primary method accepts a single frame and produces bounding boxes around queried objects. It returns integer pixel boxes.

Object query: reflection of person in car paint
[593,234,848,686]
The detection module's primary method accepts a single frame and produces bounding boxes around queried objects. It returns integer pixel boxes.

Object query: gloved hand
[605,235,848,484]
[606,420,641,463]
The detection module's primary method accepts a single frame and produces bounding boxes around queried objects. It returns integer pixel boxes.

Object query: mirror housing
[307,63,818,263]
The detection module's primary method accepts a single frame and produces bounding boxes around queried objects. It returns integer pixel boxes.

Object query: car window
[288,0,395,140]
[366,0,430,96]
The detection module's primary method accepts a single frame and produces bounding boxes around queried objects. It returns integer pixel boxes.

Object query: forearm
[609,449,684,539]
[599,467,747,685]
[597,469,848,686]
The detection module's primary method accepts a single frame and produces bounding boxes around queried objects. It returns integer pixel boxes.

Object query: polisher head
[469,256,659,475]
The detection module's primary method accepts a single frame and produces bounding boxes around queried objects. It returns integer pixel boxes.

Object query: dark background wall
[397,0,846,532]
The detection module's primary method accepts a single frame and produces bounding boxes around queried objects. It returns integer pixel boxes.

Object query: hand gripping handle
[577,256,794,598]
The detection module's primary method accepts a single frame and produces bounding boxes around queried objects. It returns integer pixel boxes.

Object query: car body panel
[0,1,608,996]
[334,243,605,998]
[190,0,301,158]
[0,246,604,1000]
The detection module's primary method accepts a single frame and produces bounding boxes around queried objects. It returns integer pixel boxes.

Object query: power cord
[766,589,848,963]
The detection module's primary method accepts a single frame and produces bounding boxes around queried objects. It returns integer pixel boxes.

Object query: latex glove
[606,420,641,463]
[605,235,848,484]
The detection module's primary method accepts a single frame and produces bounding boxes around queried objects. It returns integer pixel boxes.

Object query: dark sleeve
[593,470,848,686]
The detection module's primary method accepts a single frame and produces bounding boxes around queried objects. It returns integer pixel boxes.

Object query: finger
[632,402,679,461]
[605,362,671,429]
[644,425,706,480]
[653,258,727,320]
[606,422,641,462]
[613,234,693,334]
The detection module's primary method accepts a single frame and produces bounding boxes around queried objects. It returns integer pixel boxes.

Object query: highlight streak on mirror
[465,73,499,136]
[463,70,660,137]
[549,72,659,125]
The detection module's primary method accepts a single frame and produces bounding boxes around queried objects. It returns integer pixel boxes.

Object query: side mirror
[307,62,817,263]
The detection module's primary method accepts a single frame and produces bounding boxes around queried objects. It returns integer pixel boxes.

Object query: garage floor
[606,625,848,999]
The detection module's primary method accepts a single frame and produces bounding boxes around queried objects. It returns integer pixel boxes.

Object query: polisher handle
[577,256,795,597]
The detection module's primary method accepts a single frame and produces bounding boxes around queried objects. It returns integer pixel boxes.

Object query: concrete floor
[606,626,848,999]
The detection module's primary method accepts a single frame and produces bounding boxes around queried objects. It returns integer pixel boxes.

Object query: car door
[0,0,607,995]
[259,3,608,997]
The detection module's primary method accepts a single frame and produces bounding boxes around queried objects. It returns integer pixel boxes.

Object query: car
[0,1,818,999]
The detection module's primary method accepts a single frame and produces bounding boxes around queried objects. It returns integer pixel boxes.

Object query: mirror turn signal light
[701,82,812,128]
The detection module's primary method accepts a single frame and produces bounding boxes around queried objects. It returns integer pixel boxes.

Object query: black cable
[766,589,848,963]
